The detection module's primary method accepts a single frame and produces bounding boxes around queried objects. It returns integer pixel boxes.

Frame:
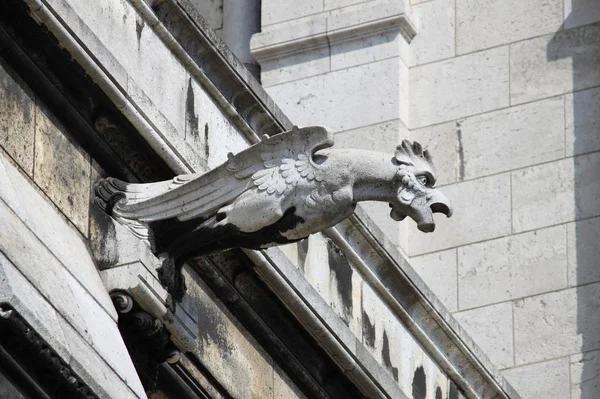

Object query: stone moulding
[250,5,417,62]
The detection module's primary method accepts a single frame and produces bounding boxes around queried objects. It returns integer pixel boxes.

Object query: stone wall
[0,60,145,398]
[252,0,600,398]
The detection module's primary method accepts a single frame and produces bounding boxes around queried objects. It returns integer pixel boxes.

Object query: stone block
[262,0,323,26]
[262,47,330,87]
[513,283,600,364]
[502,357,569,399]
[327,0,409,32]
[188,0,223,29]
[330,30,403,71]
[512,152,600,232]
[252,14,328,50]
[409,173,511,255]
[564,0,600,29]
[361,283,449,396]
[186,79,250,169]
[325,0,369,10]
[335,119,405,152]
[410,0,455,66]
[0,151,114,316]
[185,274,275,398]
[566,86,600,156]
[571,349,600,399]
[454,303,513,369]
[456,0,562,55]
[410,121,457,186]
[458,226,567,309]
[567,216,600,287]
[266,57,403,132]
[33,105,91,235]
[58,317,143,399]
[274,365,306,398]
[410,47,509,129]
[510,24,600,105]
[410,249,458,312]
[460,97,564,180]
[0,62,35,175]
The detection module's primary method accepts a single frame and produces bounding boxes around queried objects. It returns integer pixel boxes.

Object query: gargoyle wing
[110,126,334,223]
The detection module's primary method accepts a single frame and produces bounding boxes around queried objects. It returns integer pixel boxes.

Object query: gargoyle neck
[320,149,398,203]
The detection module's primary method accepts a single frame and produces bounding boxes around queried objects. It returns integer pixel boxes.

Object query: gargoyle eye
[418,175,428,186]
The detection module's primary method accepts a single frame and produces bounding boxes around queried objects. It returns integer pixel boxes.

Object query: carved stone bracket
[110,292,181,391]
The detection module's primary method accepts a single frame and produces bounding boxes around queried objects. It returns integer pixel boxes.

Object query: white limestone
[503,358,570,399]
[261,0,323,26]
[510,24,600,105]
[456,0,562,55]
[564,0,600,29]
[454,303,513,369]
[459,97,565,180]
[330,30,403,71]
[565,86,600,156]
[458,226,567,309]
[570,350,600,399]
[409,47,509,129]
[409,173,511,255]
[261,48,330,87]
[410,122,458,186]
[267,58,403,132]
[410,249,458,312]
[512,152,600,232]
[409,0,455,66]
[513,283,600,364]
[567,216,600,287]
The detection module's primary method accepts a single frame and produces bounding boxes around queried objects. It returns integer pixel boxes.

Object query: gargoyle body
[95,126,452,300]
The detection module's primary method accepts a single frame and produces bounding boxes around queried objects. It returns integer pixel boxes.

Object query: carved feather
[111,126,334,224]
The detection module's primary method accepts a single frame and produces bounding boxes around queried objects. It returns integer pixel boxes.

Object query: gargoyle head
[390,140,453,232]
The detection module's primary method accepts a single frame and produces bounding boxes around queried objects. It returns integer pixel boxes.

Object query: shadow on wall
[548,1,600,398]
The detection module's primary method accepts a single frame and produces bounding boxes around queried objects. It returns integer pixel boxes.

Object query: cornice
[250,2,417,62]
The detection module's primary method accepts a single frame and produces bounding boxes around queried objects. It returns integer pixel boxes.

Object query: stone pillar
[222,0,261,80]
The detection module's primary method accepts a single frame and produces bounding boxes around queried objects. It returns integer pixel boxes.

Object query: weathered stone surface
[510,23,600,105]
[459,97,565,179]
[185,78,250,169]
[409,173,511,255]
[34,106,91,235]
[185,274,275,399]
[262,47,330,87]
[252,14,328,50]
[456,0,562,55]
[410,46,509,129]
[1,151,114,316]
[454,303,513,369]
[513,283,600,364]
[274,365,306,398]
[188,0,223,29]
[0,62,35,175]
[512,152,600,232]
[567,216,600,287]
[458,226,567,309]
[503,357,569,399]
[410,0,455,66]
[571,349,600,399]
[565,86,600,156]
[362,283,450,396]
[325,0,369,10]
[262,0,323,26]
[410,122,457,186]
[334,119,406,153]
[330,30,403,71]
[410,249,458,312]
[266,58,403,132]
[564,0,600,29]
[58,317,144,399]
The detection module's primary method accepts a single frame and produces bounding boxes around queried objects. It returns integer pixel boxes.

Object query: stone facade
[252,0,600,398]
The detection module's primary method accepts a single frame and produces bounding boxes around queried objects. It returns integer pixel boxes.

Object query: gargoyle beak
[417,190,453,232]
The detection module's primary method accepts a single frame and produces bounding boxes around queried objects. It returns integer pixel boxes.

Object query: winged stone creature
[95,126,452,301]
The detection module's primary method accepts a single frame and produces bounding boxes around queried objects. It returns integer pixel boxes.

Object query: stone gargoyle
[95,126,452,301]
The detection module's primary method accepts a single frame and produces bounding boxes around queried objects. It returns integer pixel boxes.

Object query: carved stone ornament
[94,126,452,300]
